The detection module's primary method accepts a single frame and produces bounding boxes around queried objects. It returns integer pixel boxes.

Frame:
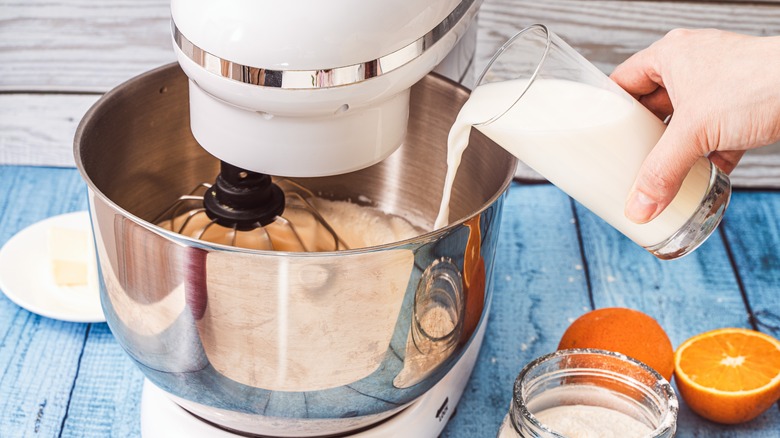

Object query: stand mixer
[73,0,518,436]
[160,0,481,252]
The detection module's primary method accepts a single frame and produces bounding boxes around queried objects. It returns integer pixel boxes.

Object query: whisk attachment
[153,161,348,252]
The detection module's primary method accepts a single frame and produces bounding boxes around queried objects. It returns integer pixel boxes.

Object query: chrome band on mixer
[172,0,476,89]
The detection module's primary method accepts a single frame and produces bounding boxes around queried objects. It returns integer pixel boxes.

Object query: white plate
[0,211,104,323]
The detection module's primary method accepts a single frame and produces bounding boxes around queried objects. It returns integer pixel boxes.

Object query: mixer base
[141,320,485,438]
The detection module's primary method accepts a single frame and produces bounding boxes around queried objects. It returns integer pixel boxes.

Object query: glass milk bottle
[497,349,678,438]
[437,24,730,259]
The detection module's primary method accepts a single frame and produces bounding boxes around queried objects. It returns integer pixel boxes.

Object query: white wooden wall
[2,0,780,187]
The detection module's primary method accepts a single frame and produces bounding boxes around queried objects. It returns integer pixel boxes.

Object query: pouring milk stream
[435,25,729,259]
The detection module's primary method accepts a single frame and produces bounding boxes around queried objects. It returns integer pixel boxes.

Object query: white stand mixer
[129,1,494,436]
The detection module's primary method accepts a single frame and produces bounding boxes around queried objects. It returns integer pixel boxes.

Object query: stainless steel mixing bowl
[75,64,516,437]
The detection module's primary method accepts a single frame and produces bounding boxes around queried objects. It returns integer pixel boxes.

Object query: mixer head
[154,161,349,251]
[171,0,479,177]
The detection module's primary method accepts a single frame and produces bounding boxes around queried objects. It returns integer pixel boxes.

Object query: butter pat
[49,226,90,287]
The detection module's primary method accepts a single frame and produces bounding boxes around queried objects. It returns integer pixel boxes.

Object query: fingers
[709,150,745,174]
[625,117,705,224]
[612,43,672,121]
[639,86,673,121]
[610,47,664,99]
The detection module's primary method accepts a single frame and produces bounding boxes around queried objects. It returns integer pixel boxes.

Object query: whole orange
[557,307,675,381]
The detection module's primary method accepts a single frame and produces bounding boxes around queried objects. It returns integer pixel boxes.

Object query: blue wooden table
[1,165,779,437]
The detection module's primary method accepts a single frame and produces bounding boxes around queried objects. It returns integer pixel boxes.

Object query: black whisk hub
[203,161,285,231]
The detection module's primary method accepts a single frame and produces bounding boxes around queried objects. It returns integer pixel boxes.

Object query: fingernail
[626,190,659,224]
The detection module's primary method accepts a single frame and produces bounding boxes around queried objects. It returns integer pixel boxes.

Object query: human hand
[610,29,780,224]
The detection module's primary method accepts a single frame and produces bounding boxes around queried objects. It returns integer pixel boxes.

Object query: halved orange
[674,328,780,424]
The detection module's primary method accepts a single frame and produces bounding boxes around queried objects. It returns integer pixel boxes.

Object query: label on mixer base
[436,397,450,422]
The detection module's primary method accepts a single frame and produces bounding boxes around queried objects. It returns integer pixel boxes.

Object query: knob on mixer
[202,162,285,230]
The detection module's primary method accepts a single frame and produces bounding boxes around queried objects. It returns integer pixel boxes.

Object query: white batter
[163,197,423,251]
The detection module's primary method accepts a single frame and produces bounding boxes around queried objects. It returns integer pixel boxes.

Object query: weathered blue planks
[60,324,145,438]
[721,191,780,337]
[574,191,780,437]
[573,199,749,345]
[709,191,780,437]
[1,171,779,437]
[0,166,145,437]
[0,166,90,437]
[443,184,593,436]
[0,313,88,437]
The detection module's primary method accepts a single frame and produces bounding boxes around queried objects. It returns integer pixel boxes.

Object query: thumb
[625,116,705,224]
